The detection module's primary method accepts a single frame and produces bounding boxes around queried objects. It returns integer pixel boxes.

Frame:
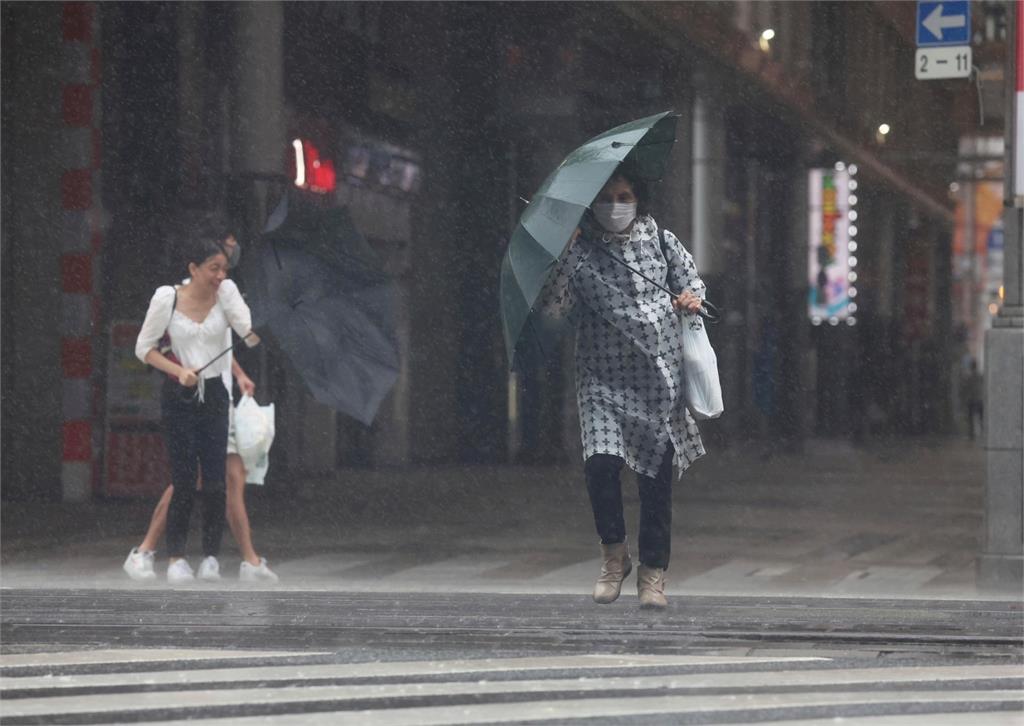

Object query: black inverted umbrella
[246,193,400,426]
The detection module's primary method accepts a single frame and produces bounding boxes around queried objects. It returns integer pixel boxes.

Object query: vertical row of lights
[836,161,858,327]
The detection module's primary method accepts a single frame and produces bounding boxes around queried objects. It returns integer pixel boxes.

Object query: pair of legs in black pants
[585,446,674,569]
[161,377,229,559]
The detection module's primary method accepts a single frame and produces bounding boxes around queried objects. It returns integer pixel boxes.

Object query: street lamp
[759,28,775,52]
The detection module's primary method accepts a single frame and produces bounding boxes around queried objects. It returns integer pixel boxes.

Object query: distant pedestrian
[133,222,259,584]
[538,171,707,609]
[963,359,984,440]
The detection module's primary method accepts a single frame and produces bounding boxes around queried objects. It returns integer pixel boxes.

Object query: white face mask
[592,202,637,233]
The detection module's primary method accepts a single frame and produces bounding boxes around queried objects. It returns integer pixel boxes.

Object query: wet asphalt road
[1,589,1021,724]
[2,438,1020,722]
[3,589,1020,658]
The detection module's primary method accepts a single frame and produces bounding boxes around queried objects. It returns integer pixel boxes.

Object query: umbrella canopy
[246,193,400,426]
[499,111,678,371]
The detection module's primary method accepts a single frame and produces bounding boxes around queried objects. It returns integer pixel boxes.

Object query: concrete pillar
[230,1,285,247]
[229,3,325,477]
[979,205,1024,591]
[231,2,284,183]
[978,0,1024,591]
[980,208,1023,591]
[690,89,726,277]
[404,8,463,464]
[784,161,810,450]
[684,84,736,448]
[656,86,691,249]
[449,4,508,463]
[931,222,956,433]
[407,2,508,464]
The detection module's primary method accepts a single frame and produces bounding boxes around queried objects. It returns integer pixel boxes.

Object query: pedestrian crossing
[1,649,1020,724]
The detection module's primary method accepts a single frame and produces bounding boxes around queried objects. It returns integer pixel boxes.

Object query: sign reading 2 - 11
[915,46,972,80]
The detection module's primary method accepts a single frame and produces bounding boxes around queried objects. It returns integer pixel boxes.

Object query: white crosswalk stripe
[1,649,1021,724]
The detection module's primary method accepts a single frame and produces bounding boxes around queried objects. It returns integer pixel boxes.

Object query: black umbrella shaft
[586,241,677,297]
[585,241,721,322]
[196,332,254,374]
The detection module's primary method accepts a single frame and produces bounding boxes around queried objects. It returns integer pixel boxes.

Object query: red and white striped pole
[59,2,102,501]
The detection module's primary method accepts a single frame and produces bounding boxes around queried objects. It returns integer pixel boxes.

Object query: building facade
[3,2,983,501]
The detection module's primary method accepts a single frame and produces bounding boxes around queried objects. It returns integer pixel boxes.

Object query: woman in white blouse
[135,231,258,584]
[125,235,278,584]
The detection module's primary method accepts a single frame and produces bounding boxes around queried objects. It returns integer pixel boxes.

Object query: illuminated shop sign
[808,163,858,326]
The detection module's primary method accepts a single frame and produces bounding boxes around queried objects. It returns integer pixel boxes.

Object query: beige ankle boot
[593,541,632,604]
[637,565,667,609]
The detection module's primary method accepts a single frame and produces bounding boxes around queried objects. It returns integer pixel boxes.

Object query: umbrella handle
[698,299,722,323]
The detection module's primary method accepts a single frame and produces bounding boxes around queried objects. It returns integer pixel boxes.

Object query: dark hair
[179,213,233,269]
[608,168,652,216]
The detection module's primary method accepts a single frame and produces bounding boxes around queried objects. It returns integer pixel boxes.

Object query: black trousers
[585,446,674,570]
[161,377,229,558]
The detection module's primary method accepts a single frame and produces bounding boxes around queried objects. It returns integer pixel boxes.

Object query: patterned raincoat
[538,215,707,478]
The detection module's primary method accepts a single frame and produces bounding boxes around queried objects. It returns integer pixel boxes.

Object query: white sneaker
[123,547,156,581]
[197,556,221,581]
[239,557,279,583]
[167,559,195,585]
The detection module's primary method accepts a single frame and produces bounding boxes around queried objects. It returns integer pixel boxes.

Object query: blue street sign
[917,2,971,47]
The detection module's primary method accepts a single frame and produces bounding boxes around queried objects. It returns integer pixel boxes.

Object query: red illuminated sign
[291,139,336,194]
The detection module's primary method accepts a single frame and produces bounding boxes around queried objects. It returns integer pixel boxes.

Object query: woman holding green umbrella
[536,168,707,609]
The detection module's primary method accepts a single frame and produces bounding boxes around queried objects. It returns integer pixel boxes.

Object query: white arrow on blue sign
[917,1,971,47]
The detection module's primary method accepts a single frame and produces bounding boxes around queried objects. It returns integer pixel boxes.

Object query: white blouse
[135,280,253,393]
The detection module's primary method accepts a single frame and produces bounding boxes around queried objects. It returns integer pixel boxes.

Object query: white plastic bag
[680,314,723,420]
[233,395,275,485]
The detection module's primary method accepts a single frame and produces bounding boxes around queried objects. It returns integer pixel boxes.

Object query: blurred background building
[2,1,1014,502]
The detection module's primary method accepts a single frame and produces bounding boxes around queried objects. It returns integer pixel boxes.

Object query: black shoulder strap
[165,288,178,336]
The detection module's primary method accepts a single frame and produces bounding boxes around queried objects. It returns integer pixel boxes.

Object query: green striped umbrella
[499,111,679,370]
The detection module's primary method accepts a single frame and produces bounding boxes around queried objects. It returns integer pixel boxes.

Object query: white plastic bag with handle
[232,395,275,485]
[680,314,723,420]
